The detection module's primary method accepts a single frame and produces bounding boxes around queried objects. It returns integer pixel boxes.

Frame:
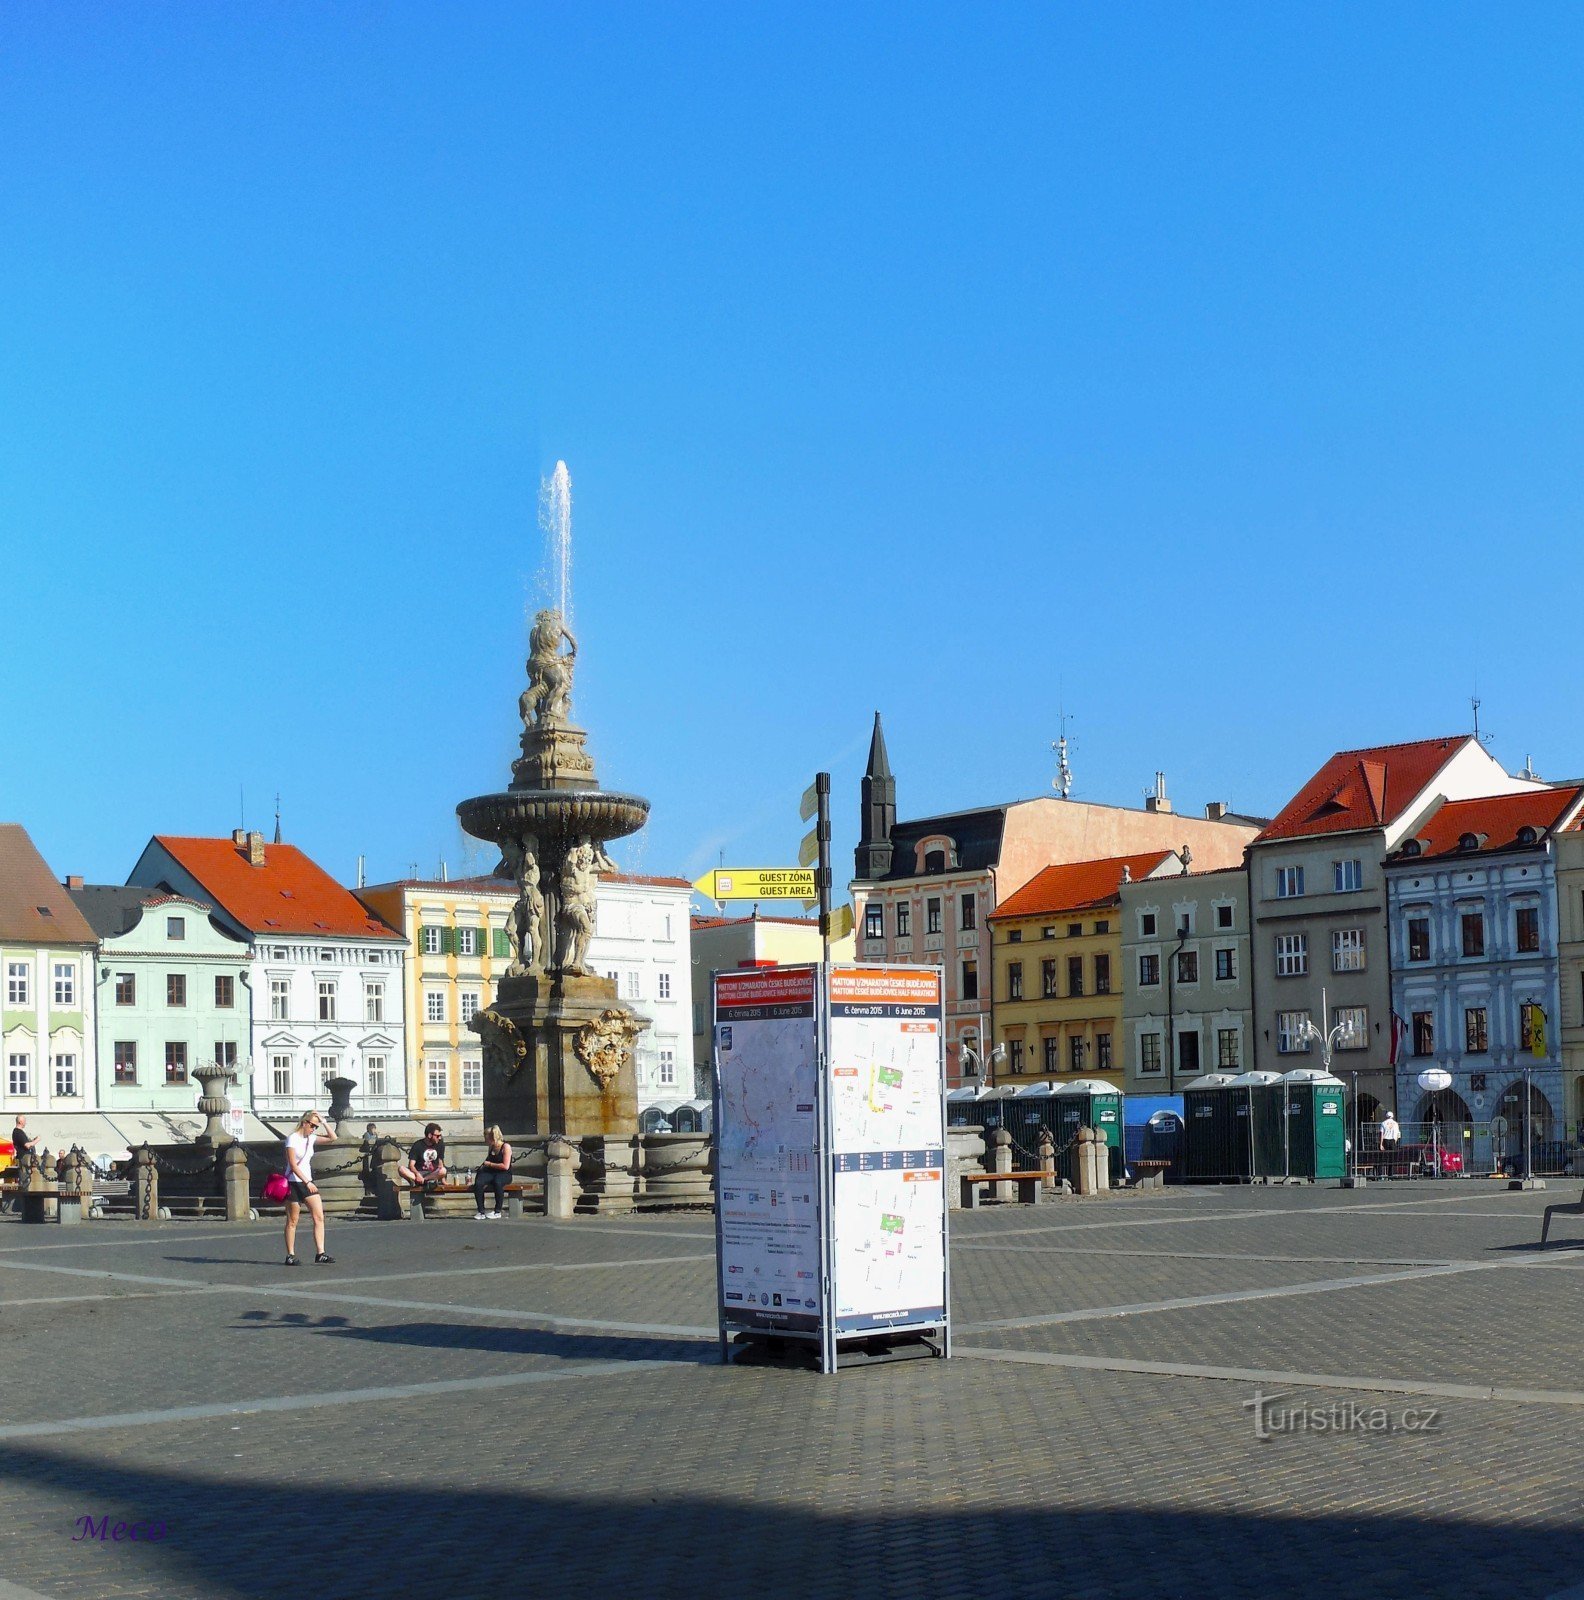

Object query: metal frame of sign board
[821,963,950,1371]
[713,964,827,1359]
[713,962,950,1375]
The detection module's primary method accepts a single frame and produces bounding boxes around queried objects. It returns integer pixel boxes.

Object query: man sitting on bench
[398,1123,449,1192]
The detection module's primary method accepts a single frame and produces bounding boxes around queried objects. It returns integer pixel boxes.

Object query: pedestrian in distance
[9,1113,36,1169]
[474,1125,513,1219]
[1379,1111,1402,1177]
[283,1110,335,1266]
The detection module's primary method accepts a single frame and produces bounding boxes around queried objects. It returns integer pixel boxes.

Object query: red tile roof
[989,852,1177,920]
[1256,736,1475,844]
[0,825,97,945]
[1394,786,1584,860]
[152,837,403,940]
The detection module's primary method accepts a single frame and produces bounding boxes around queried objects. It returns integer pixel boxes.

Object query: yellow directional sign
[692,867,819,902]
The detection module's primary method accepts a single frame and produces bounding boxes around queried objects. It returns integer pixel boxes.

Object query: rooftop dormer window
[1517,826,1538,845]
[924,849,946,874]
[1402,840,1422,857]
[1458,833,1479,852]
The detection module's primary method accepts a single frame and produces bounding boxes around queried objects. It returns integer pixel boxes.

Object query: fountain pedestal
[479,973,640,1140]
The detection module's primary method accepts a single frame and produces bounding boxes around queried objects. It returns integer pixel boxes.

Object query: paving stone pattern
[2,1186,1583,1599]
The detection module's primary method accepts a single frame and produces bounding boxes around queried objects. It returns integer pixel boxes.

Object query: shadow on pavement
[0,1444,1574,1600]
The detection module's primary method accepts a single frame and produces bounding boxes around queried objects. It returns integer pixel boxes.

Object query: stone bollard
[1095,1131,1111,1194]
[134,1143,159,1222]
[1038,1129,1059,1195]
[1074,1127,1098,1196]
[985,1126,1014,1203]
[373,1137,405,1221]
[545,1135,578,1221]
[223,1144,251,1221]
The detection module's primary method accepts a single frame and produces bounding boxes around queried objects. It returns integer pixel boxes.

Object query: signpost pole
[816,771,832,968]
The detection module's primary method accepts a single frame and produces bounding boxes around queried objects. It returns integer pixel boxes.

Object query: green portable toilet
[1053,1079,1125,1185]
[1281,1069,1347,1180]
[1228,1071,1285,1179]
[1006,1083,1058,1162]
[1183,1072,1239,1181]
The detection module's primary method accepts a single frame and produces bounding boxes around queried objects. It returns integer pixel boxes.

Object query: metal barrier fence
[1355,1121,1576,1180]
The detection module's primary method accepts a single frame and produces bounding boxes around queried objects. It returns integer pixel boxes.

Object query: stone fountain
[456,500,650,1142]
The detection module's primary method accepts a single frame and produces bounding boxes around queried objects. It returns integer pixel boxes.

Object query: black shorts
[286,1177,315,1204]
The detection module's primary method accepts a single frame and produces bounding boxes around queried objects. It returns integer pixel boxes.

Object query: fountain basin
[457,788,649,847]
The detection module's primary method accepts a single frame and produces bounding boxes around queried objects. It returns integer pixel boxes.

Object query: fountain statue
[456,463,650,1148]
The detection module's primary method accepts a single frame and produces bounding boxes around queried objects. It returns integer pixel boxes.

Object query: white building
[587,874,695,1129]
[127,832,409,1120]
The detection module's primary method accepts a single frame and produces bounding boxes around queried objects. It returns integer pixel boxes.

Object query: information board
[826,967,947,1334]
[713,966,822,1335]
[713,962,949,1370]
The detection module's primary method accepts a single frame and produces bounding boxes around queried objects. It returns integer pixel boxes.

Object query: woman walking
[284,1110,335,1266]
[473,1125,513,1219]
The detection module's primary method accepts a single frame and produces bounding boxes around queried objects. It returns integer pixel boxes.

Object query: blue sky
[3,4,1582,897]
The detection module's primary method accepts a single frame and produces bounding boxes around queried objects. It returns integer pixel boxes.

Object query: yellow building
[358,877,513,1115]
[987,851,1180,1088]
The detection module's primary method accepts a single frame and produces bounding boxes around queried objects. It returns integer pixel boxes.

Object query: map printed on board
[714,966,821,1334]
[827,967,947,1333]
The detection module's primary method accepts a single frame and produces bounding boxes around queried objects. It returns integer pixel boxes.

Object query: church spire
[855,712,896,880]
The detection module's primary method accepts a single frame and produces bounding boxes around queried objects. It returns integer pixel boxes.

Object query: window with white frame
[460,990,480,1025]
[270,978,290,1020]
[1275,866,1305,899]
[365,981,384,1022]
[1276,1010,1312,1053]
[52,963,76,1007]
[7,1053,30,1095]
[426,1060,449,1097]
[625,971,640,1000]
[662,914,673,941]
[318,1053,338,1081]
[6,962,30,1006]
[865,904,884,940]
[1333,859,1362,892]
[1334,1006,1368,1049]
[421,926,443,955]
[895,901,911,938]
[1332,928,1366,972]
[425,989,446,1024]
[456,927,479,957]
[658,971,672,1000]
[365,1055,387,1096]
[461,1059,483,1097]
[317,980,336,1022]
[659,1047,676,1086]
[1275,933,1308,976]
[53,1054,77,1096]
[270,1055,293,1096]
[213,1041,238,1070]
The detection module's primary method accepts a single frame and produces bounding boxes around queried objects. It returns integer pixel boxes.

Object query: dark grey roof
[67,885,169,940]
[0,825,96,945]
[872,805,1009,882]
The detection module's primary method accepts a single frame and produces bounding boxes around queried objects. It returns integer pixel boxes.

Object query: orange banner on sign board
[828,968,942,1006]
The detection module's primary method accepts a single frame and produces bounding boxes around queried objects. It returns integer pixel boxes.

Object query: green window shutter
[442,927,456,956]
[493,928,509,959]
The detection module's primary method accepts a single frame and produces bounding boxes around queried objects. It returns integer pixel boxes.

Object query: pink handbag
[262,1173,290,1203]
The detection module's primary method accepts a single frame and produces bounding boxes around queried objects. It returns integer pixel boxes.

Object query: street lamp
[960,1040,1007,1090]
[1296,987,1362,1186]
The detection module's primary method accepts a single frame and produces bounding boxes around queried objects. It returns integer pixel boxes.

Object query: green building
[68,885,253,1113]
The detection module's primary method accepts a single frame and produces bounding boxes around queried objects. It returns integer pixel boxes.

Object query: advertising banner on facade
[713,966,822,1335]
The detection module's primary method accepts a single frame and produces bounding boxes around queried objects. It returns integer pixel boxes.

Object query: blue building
[1386,784,1584,1170]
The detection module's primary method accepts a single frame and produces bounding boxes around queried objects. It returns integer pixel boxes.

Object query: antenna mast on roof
[1472,695,1492,747]
[1051,706,1074,799]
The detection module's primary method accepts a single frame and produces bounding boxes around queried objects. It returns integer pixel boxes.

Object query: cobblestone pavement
[3,1184,1584,1600]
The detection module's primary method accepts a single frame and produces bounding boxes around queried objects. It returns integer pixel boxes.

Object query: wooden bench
[1540,1183,1584,1245]
[1132,1159,1171,1190]
[406,1180,539,1219]
[960,1171,1052,1209]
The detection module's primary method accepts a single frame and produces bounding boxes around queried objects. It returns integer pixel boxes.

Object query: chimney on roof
[1144,772,1172,814]
[65,875,83,891]
[1205,801,1227,821]
[246,830,266,868]
[232,828,247,847]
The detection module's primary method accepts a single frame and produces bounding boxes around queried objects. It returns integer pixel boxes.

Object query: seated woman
[474,1125,513,1219]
